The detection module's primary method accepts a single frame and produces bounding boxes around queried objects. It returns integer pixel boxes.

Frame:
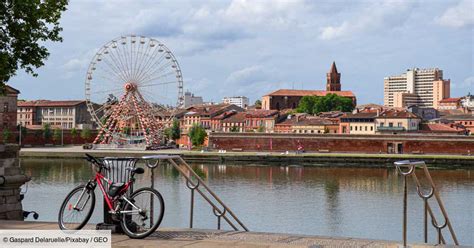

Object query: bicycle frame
[95,172,132,213]
[73,170,142,215]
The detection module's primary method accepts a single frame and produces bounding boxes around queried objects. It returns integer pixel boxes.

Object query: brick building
[438,98,462,110]
[261,62,356,110]
[221,112,246,132]
[276,114,338,134]
[181,104,243,132]
[340,112,378,134]
[375,109,421,134]
[17,100,96,130]
[443,114,474,134]
[243,110,280,133]
[0,85,20,141]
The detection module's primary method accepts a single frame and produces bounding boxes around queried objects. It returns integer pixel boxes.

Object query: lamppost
[61,125,64,146]
[18,123,21,147]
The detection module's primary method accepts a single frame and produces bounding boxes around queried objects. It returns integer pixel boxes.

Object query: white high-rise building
[384,68,450,108]
[222,96,249,108]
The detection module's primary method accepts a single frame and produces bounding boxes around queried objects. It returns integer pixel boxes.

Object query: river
[19,158,473,245]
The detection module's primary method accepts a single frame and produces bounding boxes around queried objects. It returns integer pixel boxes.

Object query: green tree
[80,127,91,141]
[2,129,11,143]
[0,1,68,88]
[188,124,207,147]
[170,119,181,140]
[257,125,265,133]
[230,126,240,132]
[296,94,354,114]
[122,126,131,135]
[52,128,61,143]
[163,127,172,140]
[254,100,262,108]
[70,128,78,144]
[42,123,52,141]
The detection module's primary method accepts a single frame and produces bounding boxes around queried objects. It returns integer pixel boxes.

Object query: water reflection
[19,158,474,245]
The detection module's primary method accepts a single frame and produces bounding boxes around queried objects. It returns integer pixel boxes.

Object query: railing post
[213,208,226,230]
[403,174,408,247]
[186,180,199,228]
[395,161,415,248]
[416,186,433,243]
[145,159,160,227]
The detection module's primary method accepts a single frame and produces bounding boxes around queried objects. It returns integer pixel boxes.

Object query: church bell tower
[326,61,341,91]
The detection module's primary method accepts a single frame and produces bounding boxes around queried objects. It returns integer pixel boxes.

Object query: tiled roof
[292,118,333,126]
[377,109,420,119]
[277,115,334,126]
[443,114,474,120]
[3,85,20,94]
[244,110,279,118]
[222,112,246,123]
[18,100,85,107]
[439,98,461,103]
[420,123,465,133]
[185,103,239,116]
[342,112,379,119]
[212,110,237,120]
[264,89,355,97]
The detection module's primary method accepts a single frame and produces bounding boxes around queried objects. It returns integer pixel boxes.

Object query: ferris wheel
[84,35,184,148]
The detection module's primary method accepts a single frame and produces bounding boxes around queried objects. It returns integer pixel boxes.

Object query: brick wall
[0,144,30,220]
[209,133,474,155]
[19,129,98,146]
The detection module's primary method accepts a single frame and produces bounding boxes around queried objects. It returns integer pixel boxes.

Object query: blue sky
[8,0,474,105]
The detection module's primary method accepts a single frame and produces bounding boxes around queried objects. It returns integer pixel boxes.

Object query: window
[370,126,373,131]
[365,126,367,131]
[398,122,402,127]
[350,126,353,131]
[3,103,8,113]
[380,122,384,127]
[355,126,358,131]
[389,122,393,127]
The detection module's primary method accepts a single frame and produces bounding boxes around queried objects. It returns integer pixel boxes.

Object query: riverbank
[19,146,474,167]
[0,221,447,248]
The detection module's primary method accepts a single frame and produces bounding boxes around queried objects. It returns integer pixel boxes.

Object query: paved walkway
[19,146,473,161]
[0,221,457,248]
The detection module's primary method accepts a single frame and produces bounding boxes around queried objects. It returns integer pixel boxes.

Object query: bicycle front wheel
[120,187,165,239]
[58,185,96,230]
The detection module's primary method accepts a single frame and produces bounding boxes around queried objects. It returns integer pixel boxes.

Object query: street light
[18,123,21,147]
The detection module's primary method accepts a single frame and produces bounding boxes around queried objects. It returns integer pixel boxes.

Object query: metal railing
[394,160,459,246]
[142,155,248,231]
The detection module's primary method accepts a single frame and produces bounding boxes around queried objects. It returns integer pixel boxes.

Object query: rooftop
[439,98,461,103]
[244,109,279,118]
[17,100,85,107]
[377,109,420,119]
[420,123,465,133]
[264,89,355,97]
[221,112,246,123]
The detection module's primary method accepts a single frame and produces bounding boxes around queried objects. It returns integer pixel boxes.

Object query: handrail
[142,154,248,231]
[394,160,458,246]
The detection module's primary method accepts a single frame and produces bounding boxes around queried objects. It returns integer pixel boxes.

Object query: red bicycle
[58,153,165,239]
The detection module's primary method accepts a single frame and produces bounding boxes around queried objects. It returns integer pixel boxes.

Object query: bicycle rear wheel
[58,185,96,230]
[120,187,164,239]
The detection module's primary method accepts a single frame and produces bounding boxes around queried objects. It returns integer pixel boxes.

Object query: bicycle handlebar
[85,153,109,171]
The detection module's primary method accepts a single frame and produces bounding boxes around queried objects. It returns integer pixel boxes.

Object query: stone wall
[209,133,474,155]
[0,144,30,220]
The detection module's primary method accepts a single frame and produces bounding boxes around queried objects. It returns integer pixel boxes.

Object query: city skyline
[7,0,473,105]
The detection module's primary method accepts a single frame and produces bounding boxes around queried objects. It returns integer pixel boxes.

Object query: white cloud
[453,76,474,89]
[436,0,474,28]
[319,1,412,40]
[225,65,263,83]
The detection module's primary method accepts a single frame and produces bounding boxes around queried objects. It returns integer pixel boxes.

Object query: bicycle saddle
[126,167,145,174]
